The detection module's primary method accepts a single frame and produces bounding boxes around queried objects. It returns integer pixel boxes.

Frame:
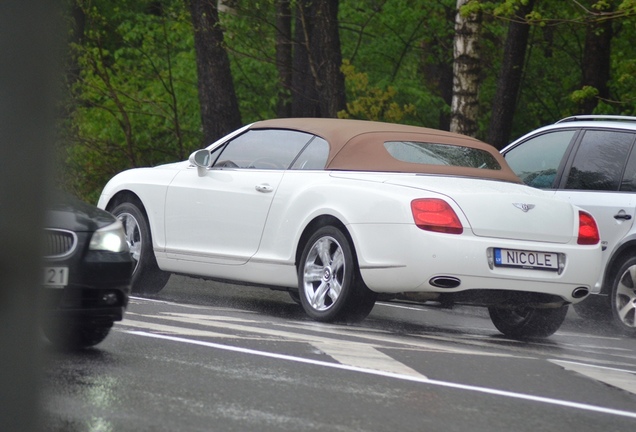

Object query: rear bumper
[351,223,602,304]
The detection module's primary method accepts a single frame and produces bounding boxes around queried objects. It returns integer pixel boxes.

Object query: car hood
[384,175,577,244]
[46,192,117,232]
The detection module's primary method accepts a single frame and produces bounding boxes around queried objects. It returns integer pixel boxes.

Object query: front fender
[98,166,183,251]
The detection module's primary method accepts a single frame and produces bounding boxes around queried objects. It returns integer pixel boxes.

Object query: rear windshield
[384,141,501,170]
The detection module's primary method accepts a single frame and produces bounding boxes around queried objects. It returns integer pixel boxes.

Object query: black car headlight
[89,221,129,253]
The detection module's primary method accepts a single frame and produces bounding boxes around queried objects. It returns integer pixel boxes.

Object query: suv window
[504,130,576,188]
[621,143,636,191]
[564,130,635,191]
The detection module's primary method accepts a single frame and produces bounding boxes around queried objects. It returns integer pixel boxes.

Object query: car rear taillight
[411,198,463,234]
[577,210,600,245]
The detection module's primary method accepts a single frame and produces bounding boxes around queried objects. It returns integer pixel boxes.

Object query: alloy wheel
[614,264,636,328]
[117,212,142,273]
[302,236,345,312]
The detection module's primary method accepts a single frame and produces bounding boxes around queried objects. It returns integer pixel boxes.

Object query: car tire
[488,305,568,339]
[44,322,112,349]
[298,226,377,323]
[112,201,170,295]
[610,255,636,335]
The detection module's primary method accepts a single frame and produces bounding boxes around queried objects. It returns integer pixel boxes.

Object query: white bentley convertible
[98,118,602,338]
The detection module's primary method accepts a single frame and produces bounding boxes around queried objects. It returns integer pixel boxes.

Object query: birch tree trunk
[450,0,481,137]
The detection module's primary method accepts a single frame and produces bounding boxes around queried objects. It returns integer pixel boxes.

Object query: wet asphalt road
[40,275,636,431]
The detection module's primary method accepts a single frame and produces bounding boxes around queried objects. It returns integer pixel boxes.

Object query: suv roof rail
[556,115,636,124]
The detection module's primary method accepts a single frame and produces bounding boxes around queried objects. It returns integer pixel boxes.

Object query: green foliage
[60,0,636,201]
[571,86,600,104]
[338,61,417,122]
[219,0,280,123]
[339,0,455,127]
[59,0,200,202]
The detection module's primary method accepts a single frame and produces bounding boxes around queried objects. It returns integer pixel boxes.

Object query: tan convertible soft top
[250,118,521,183]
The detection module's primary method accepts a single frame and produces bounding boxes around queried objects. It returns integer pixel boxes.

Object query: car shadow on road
[142,275,628,343]
[144,274,308,321]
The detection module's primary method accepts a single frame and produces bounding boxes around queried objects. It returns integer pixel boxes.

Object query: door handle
[614,213,632,221]
[255,183,274,193]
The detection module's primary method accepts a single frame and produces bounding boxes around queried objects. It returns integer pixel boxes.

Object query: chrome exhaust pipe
[429,276,461,289]
[572,287,589,299]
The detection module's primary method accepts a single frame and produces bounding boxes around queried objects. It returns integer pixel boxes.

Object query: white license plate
[43,267,69,287]
[494,248,558,271]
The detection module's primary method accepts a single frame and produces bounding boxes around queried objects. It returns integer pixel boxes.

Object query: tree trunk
[291,0,319,117]
[579,4,613,114]
[275,0,293,118]
[187,0,242,145]
[291,0,345,118]
[487,0,536,149]
[311,0,346,118]
[450,0,481,137]
[419,3,455,131]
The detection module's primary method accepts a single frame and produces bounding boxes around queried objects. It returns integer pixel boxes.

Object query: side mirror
[189,149,212,177]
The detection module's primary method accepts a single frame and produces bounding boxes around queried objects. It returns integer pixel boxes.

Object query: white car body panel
[382,175,576,243]
[99,166,602,303]
[164,165,284,265]
[553,190,636,293]
[500,118,636,297]
[98,164,183,251]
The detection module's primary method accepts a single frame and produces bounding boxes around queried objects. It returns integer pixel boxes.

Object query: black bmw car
[41,193,133,349]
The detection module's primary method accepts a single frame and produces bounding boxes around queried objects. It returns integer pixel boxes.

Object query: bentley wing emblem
[513,203,535,212]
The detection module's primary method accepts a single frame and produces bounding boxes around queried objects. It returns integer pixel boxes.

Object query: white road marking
[125,330,636,420]
[375,302,429,312]
[555,331,624,341]
[273,319,515,353]
[311,341,424,378]
[377,301,625,341]
[122,312,428,377]
[550,360,636,394]
[129,297,259,314]
[392,325,636,369]
[143,311,524,358]
[120,318,232,339]
[125,298,636,395]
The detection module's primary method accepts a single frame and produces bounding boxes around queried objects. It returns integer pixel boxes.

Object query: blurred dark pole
[0,1,63,431]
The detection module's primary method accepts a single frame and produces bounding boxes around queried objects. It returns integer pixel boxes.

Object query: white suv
[501,115,636,334]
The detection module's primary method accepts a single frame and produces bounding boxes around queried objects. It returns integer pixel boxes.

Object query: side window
[503,130,576,189]
[621,139,636,191]
[290,137,329,170]
[213,129,313,169]
[565,130,634,191]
